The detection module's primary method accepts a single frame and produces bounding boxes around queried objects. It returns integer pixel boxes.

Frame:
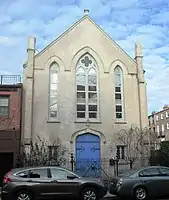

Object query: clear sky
[0,0,169,114]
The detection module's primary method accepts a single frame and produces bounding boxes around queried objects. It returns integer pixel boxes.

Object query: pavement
[0,191,166,200]
[0,195,116,200]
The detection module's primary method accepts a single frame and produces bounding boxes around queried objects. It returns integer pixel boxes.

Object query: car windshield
[119,170,138,177]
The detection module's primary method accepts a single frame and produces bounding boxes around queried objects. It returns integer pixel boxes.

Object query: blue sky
[0,0,169,114]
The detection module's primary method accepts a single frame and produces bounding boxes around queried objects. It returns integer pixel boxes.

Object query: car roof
[10,166,70,174]
[119,166,169,177]
[134,165,169,173]
[139,166,169,170]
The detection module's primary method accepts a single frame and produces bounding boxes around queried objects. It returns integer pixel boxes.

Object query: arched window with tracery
[76,53,99,120]
[49,62,58,120]
[114,66,124,120]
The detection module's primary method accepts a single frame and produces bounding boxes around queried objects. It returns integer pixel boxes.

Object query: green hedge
[149,141,169,166]
[160,141,169,166]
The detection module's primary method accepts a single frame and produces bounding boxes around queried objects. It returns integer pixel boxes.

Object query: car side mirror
[67,174,77,180]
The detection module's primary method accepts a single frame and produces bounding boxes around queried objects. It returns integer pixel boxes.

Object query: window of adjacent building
[161,124,165,135]
[0,96,9,116]
[167,123,169,130]
[114,66,124,120]
[156,125,160,136]
[166,112,169,118]
[116,145,125,160]
[156,115,159,121]
[76,53,99,119]
[49,62,58,120]
[161,114,164,119]
[153,127,155,133]
[149,119,151,126]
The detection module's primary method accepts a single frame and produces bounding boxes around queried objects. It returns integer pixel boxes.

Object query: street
[0,189,167,200]
[0,194,167,200]
[0,196,167,200]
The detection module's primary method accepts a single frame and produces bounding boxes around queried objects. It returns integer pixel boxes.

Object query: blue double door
[75,133,101,177]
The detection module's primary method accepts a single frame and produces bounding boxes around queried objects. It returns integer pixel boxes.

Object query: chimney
[163,105,169,110]
[26,36,36,78]
[135,42,145,83]
[27,36,36,52]
[84,9,89,15]
[152,111,156,115]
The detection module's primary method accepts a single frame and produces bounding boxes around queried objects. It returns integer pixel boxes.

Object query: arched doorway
[75,133,101,177]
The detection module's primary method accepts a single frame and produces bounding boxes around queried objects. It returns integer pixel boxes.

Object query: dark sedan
[109,166,169,200]
[0,166,107,200]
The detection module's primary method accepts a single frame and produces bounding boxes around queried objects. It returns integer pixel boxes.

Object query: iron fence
[18,155,149,181]
[64,158,135,180]
[0,75,21,85]
[71,157,149,180]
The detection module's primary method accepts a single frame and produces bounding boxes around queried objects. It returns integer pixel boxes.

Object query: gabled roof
[30,15,135,65]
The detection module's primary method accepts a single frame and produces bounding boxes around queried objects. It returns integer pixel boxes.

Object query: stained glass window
[76,53,98,119]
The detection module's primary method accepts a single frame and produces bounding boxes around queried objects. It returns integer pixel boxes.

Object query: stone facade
[22,15,148,165]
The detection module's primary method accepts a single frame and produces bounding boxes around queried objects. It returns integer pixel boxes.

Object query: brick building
[0,75,22,183]
[148,105,169,141]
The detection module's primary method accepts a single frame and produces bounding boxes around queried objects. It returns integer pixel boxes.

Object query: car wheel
[15,190,33,200]
[81,187,100,200]
[133,187,147,200]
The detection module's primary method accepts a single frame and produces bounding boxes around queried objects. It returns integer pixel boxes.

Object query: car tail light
[3,171,12,184]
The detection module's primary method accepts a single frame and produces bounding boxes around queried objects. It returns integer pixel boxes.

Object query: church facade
[22,14,148,171]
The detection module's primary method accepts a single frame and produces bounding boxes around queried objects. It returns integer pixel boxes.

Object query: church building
[22,11,148,173]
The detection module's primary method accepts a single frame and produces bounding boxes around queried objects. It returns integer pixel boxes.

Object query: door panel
[158,167,169,196]
[75,133,101,177]
[28,168,53,198]
[48,168,79,197]
[139,168,164,197]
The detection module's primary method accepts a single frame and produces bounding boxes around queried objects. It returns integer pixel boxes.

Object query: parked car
[0,166,107,200]
[109,166,169,200]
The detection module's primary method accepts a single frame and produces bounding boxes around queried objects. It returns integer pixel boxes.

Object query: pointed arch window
[49,62,58,120]
[76,53,99,119]
[114,66,124,119]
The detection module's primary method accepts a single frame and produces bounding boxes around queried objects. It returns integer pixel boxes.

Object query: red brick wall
[0,86,22,131]
[0,85,22,169]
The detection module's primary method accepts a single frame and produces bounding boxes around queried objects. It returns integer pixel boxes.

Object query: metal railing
[0,75,21,85]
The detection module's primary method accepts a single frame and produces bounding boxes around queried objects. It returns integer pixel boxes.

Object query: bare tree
[141,127,159,159]
[115,126,157,169]
[20,135,68,167]
[115,126,141,169]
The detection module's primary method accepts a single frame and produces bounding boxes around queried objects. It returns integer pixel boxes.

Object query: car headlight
[94,178,101,182]
[117,179,123,187]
